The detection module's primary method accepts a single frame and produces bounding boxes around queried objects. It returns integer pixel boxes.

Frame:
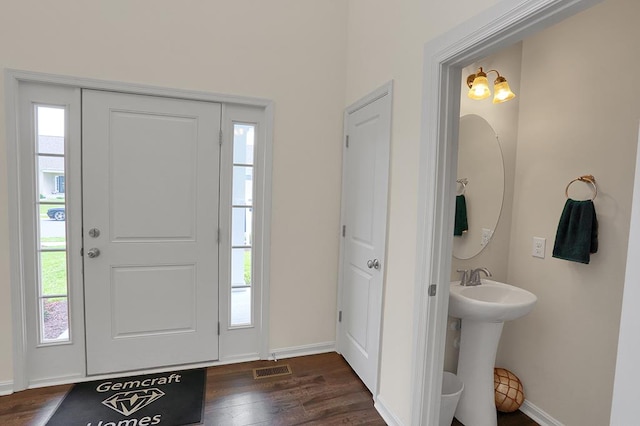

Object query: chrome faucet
[468,267,492,286]
[457,267,492,286]
[456,269,471,286]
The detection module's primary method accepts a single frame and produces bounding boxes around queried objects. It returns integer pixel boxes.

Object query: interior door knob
[87,248,100,258]
[367,259,380,270]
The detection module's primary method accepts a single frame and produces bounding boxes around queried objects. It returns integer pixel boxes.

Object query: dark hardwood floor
[0,353,386,425]
[453,409,538,425]
[0,352,540,425]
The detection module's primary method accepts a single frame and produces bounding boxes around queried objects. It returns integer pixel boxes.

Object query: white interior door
[338,86,392,393]
[82,90,221,375]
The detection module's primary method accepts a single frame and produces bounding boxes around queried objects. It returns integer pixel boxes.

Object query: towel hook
[456,178,468,195]
[565,175,597,200]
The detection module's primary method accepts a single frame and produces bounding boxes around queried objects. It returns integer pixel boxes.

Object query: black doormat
[46,368,206,426]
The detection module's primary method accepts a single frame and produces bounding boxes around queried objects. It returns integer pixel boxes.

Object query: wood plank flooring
[0,353,386,425]
[0,352,540,425]
[453,408,539,425]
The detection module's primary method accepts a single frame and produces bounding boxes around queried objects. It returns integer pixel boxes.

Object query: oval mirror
[453,114,505,259]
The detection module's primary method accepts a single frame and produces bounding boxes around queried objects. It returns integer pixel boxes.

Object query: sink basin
[449,279,537,322]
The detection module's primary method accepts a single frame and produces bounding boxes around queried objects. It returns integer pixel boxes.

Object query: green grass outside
[40,251,67,296]
[244,249,251,285]
[42,237,65,243]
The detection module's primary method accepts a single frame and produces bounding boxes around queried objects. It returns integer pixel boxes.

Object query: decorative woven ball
[494,368,524,412]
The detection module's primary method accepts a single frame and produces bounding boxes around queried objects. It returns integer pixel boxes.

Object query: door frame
[336,81,393,400]
[410,0,603,424]
[5,69,274,391]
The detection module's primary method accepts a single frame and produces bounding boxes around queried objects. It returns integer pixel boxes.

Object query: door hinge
[342,225,346,237]
[345,135,349,148]
[80,247,83,256]
[217,228,220,243]
[219,129,223,146]
[338,311,342,322]
[428,284,437,297]
[218,321,221,335]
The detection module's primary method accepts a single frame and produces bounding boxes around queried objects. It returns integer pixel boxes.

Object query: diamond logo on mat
[102,388,165,416]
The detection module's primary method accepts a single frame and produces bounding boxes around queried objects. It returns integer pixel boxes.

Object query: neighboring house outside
[38,136,65,199]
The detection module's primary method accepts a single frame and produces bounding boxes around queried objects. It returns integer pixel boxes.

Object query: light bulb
[492,77,516,103]
[468,75,490,100]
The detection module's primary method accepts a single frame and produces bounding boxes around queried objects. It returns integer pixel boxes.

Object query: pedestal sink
[449,279,537,426]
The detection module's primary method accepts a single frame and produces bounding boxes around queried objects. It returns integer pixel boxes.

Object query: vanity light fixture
[466,67,516,104]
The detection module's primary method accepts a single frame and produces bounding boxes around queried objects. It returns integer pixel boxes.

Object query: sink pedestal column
[455,319,504,426]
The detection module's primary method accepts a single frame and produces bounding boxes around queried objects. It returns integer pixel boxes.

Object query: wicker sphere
[494,368,524,412]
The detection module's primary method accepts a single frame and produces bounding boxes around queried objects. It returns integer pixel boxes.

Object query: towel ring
[565,175,597,200]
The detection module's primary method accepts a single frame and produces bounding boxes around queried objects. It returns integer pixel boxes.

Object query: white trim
[5,69,275,390]
[610,124,640,424]
[259,103,274,360]
[25,357,262,390]
[374,395,405,426]
[21,346,330,391]
[412,0,602,424]
[5,71,28,392]
[345,82,393,114]
[218,104,271,361]
[520,400,565,426]
[5,69,271,107]
[269,342,336,361]
[0,381,13,396]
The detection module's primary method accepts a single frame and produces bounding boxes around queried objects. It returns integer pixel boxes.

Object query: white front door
[82,90,221,375]
[338,85,392,393]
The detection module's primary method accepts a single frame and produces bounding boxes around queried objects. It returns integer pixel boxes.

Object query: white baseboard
[269,341,335,361]
[10,347,335,392]
[520,399,565,426]
[0,380,13,396]
[374,395,405,426]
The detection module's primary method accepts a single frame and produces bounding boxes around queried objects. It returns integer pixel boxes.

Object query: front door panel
[83,90,221,375]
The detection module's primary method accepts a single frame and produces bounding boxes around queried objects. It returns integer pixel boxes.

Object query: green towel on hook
[454,195,468,236]
[552,199,598,264]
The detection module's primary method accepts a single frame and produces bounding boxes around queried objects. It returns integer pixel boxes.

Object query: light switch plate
[481,228,493,247]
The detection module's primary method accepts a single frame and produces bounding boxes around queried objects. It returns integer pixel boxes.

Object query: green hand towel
[552,199,598,264]
[454,195,468,236]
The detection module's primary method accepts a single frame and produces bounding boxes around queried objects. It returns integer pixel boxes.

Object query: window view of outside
[36,106,70,343]
[231,124,255,326]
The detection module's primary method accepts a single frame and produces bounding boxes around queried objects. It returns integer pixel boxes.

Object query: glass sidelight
[230,123,255,327]
[35,105,70,343]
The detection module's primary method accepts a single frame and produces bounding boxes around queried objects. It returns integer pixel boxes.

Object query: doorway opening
[411,0,603,424]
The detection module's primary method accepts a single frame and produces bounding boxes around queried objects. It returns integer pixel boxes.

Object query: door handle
[87,248,101,258]
[367,259,380,270]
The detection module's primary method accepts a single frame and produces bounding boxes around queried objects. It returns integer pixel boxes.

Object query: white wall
[0,0,348,383]
[496,0,639,424]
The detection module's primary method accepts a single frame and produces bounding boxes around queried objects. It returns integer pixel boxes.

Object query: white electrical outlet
[532,237,546,258]
[480,228,493,247]
[453,337,461,349]
[449,319,461,331]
